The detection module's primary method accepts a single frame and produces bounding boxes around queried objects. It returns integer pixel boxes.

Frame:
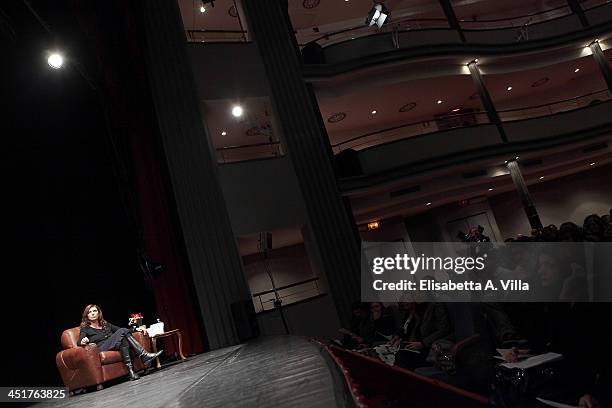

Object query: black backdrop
[2,0,154,386]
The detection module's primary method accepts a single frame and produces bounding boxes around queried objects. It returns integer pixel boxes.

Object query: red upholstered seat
[327,345,489,408]
[56,327,151,392]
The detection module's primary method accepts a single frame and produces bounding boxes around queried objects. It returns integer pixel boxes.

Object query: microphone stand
[262,250,289,335]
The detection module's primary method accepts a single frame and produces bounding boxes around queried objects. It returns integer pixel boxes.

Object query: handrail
[216,140,280,151]
[458,4,569,24]
[308,17,449,45]
[251,277,319,298]
[332,111,489,149]
[332,90,610,151]
[187,29,247,42]
[307,4,574,47]
[497,89,609,114]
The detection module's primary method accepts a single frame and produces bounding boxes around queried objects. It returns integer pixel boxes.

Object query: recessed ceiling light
[437,100,443,104]
[574,68,580,73]
[504,160,508,164]
[231,105,243,117]
[507,86,513,91]
[515,156,519,160]
[539,176,545,180]
[199,5,206,13]
[426,202,432,206]
[488,188,494,191]
[48,53,64,69]
[452,108,461,112]
[371,110,377,114]
[221,131,227,136]
[590,162,596,166]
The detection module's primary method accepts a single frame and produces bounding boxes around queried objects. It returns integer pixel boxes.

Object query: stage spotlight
[232,105,243,117]
[48,53,64,69]
[366,3,389,29]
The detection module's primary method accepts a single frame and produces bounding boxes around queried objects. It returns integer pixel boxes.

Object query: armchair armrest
[56,346,104,391]
[131,331,151,352]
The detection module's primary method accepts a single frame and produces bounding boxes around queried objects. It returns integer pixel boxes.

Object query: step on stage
[37,336,348,408]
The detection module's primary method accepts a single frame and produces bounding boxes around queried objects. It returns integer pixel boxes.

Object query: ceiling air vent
[390,185,421,197]
[582,143,608,153]
[462,169,487,179]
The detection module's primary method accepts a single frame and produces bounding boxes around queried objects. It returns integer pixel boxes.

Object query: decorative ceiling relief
[302,0,320,9]
[399,102,417,112]
[327,112,347,123]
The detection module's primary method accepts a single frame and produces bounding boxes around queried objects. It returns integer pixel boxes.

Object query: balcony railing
[330,90,611,154]
[187,29,248,43]
[304,4,579,49]
[458,5,571,30]
[497,89,611,121]
[332,111,491,153]
[251,277,322,313]
[216,141,283,164]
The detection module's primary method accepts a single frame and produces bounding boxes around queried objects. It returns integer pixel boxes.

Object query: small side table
[150,329,187,369]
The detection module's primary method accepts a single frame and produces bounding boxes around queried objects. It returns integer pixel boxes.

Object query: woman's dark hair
[80,304,107,328]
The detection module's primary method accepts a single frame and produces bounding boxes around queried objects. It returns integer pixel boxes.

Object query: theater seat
[328,345,489,407]
[56,327,151,392]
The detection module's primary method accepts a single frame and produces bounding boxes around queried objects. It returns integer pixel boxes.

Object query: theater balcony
[298,0,612,78]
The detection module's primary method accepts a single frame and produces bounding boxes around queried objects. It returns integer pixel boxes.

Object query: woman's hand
[502,349,518,363]
[389,336,401,348]
[80,337,90,346]
[407,341,423,350]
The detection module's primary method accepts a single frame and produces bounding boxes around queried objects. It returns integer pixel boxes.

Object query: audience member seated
[390,300,451,370]
[361,302,396,346]
[335,302,369,349]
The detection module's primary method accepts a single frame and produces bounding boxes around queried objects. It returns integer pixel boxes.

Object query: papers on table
[535,397,578,408]
[500,352,563,369]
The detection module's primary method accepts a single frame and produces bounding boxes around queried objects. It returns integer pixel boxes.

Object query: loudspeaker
[231,300,260,342]
[301,41,325,64]
[335,148,362,177]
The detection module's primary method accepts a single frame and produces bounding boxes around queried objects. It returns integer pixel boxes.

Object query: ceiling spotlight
[231,105,243,117]
[47,53,64,69]
[371,110,377,114]
[590,162,596,166]
[507,86,513,91]
[504,160,508,164]
[488,188,494,191]
[515,156,519,160]
[426,202,432,206]
[199,5,206,12]
[221,131,227,136]
[452,108,461,112]
[366,3,389,29]
[539,176,545,180]
[437,100,443,104]
[574,68,580,73]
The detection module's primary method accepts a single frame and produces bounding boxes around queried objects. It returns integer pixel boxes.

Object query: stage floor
[37,336,345,408]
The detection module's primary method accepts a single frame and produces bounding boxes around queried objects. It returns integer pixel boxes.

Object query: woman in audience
[338,302,369,348]
[78,304,162,380]
[360,302,396,346]
[390,299,451,370]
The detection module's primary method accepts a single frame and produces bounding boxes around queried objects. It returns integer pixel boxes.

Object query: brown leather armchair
[56,327,151,392]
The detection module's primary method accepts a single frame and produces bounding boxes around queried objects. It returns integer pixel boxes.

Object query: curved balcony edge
[338,101,612,192]
[303,19,612,80]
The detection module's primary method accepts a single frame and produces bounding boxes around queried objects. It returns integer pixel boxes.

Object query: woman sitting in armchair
[78,304,162,380]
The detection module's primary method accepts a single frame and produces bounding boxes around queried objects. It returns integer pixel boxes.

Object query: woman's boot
[119,339,140,380]
[126,334,163,366]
